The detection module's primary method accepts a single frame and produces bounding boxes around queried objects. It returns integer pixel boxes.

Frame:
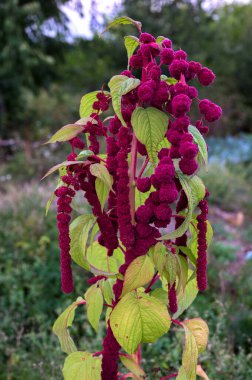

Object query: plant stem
[145,271,159,293]
[93,350,103,357]
[119,244,126,254]
[137,157,149,179]
[171,319,182,326]
[92,154,106,163]
[160,373,178,379]
[129,133,137,225]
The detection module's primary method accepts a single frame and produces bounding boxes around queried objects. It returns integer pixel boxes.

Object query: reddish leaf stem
[137,157,149,179]
[119,244,126,254]
[145,271,159,293]
[160,373,178,379]
[93,350,103,357]
[92,154,106,163]
[171,319,182,326]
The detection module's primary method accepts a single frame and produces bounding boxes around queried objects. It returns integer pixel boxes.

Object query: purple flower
[198,67,216,86]
[161,48,174,65]
[174,49,188,61]
[161,39,172,49]
[179,158,198,175]
[169,59,189,79]
[136,177,151,193]
[137,81,155,103]
[171,94,192,117]
[188,60,202,74]
[139,32,156,43]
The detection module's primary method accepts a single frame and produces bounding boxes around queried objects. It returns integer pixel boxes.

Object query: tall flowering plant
[44,17,221,380]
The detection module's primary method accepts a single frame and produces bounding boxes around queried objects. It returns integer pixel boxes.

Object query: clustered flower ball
[122,31,222,176]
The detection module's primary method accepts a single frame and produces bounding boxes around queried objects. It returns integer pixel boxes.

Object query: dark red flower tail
[168,282,178,314]
[101,324,121,380]
[196,199,208,291]
[55,186,75,293]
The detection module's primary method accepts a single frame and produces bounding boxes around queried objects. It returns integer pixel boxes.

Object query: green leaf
[90,163,113,210]
[188,220,213,257]
[124,36,139,68]
[178,246,197,266]
[95,176,111,211]
[151,288,168,305]
[159,172,205,241]
[86,242,124,276]
[183,318,209,354]
[45,124,84,144]
[157,136,171,153]
[166,77,178,85]
[160,75,178,85]
[45,192,56,216]
[189,125,208,170]
[76,149,94,160]
[173,273,198,318]
[149,243,177,284]
[63,351,101,380]
[131,107,169,164]
[177,319,209,380]
[149,243,167,276]
[118,76,140,94]
[104,16,142,33]
[99,278,115,304]
[70,214,96,270]
[85,284,103,332]
[179,322,198,380]
[42,160,89,180]
[120,354,146,379]
[164,251,178,285]
[79,91,110,118]
[176,367,188,380]
[45,166,66,215]
[53,298,86,354]
[90,162,113,188]
[110,290,171,354]
[177,255,188,294]
[135,185,153,208]
[90,222,100,246]
[121,255,155,296]
[108,75,140,125]
[156,36,166,43]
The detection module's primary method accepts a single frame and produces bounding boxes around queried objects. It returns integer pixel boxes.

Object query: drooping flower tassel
[168,282,178,314]
[196,199,208,291]
[55,186,75,293]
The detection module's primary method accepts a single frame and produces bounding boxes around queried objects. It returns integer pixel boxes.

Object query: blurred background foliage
[0,0,252,379]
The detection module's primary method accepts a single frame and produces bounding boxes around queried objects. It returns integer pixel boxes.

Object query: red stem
[145,271,159,293]
[119,244,126,254]
[92,154,106,163]
[104,303,112,308]
[137,157,149,179]
[160,373,178,380]
[93,350,103,357]
[171,319,182,326]
[137,344,142,364]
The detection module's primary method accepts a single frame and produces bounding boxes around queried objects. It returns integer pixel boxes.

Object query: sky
[62,0,250,39]
[61,0,122,39]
